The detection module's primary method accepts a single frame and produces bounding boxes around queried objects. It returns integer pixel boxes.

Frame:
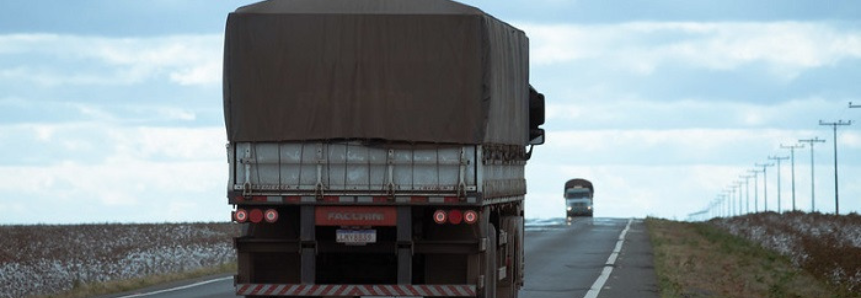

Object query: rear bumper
[567,210,593,217]
[236,283,476,297]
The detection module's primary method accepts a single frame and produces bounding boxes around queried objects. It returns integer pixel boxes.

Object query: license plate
[336,229,376,244]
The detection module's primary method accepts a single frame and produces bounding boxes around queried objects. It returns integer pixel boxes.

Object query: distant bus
[564,178,594,217]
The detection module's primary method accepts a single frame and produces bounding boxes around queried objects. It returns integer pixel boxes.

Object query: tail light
[463,210,478,224]
[234,209,248,223]
[448,209,463,224]
[433,210,447,224]
[264,209,279,223]
[249,209,264,223]
[433,209,478,225]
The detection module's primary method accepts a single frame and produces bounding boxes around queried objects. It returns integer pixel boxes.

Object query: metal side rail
[236,283,477,297]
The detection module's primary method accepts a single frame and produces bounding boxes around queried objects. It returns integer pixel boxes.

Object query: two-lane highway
[100,218,657,298]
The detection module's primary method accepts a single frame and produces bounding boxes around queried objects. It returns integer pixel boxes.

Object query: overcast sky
[2,0,861,224]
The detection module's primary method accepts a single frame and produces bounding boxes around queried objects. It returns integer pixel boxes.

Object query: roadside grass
[646,217,849,298]
[30,262,236,298]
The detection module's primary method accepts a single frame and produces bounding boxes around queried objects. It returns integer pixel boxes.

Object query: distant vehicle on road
[564,179,593,217]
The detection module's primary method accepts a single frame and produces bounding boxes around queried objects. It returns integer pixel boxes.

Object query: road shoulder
[597,219,659,298]
[92,273,233,298]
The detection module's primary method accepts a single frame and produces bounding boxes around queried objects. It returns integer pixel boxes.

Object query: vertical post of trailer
[397,206,413,284]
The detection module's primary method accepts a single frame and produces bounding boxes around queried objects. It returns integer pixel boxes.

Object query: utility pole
[735,180,744,215]
[819,120,852,214]
[731,184,741,217]
[755,163,774,212]
[798,137,825,212]
[734,182,743,216]
[780,144,803,211]
[748,169,761,213]
[740,175,752,214]
[729,186,736,216]
[768,156,789,213]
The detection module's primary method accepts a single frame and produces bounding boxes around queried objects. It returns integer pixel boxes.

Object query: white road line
[114,276,233,298]
[583,218,633,298]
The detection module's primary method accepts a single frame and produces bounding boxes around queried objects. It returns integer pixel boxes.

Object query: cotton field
[712,211,861,294]
[0,223,239,298]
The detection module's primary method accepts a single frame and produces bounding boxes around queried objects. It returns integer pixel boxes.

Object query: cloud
[544,96,855,130]
[0,159,228,222]
[0,124,228,223]
[0,123,225,163]
[541,127,861,165]
[107,126,226,161]
[0,34,222,86]
[544,128,781,165]
[520,21,861,77]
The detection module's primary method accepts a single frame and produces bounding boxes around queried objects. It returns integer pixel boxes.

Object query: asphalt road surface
[521,217,658,298]
[99,217,657,298]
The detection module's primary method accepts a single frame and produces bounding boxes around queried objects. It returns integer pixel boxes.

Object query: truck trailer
[564,179,593,217]
[223,0,545,297]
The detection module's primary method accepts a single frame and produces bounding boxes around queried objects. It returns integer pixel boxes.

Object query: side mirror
[528,86,545,146]
[529,128,545,145]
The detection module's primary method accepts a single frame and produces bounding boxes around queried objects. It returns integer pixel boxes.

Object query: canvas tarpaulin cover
[223,0,529,145]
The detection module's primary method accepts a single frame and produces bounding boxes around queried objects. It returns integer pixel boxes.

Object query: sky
[2,0,861,224]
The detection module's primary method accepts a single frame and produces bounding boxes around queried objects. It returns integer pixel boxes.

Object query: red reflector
[234,209,248,223]
[373,196,389,203]
[236,195,246,202]
[464,210,478,224]
[411,196,428,203]
[249,209,263,223]
[286,196,301,202]
[264,209,278,223]
[251,196,267,202]
[323,196,339,202]
[433,210,447,224]
[444,196,459,203]
[448,209,463,224]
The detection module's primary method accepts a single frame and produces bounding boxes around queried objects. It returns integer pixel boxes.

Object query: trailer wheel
[497,217,520,298]
[480,224,497,298]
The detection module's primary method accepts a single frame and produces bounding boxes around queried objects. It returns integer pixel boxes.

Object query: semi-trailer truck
[564,179,593,217]
[222,1,545,297]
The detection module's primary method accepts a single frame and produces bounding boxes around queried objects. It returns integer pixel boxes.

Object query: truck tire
[480,224,497,298]
[497,218,519,298]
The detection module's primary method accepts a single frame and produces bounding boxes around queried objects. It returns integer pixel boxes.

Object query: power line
[798,137,825,212]
[819,120,852,214]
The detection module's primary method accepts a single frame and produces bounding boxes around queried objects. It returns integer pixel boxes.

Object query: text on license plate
[336,229,376,244]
